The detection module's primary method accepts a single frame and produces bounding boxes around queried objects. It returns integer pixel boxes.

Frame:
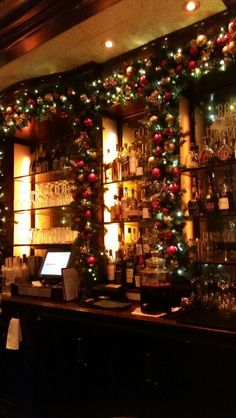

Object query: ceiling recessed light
[183,1,200,12]
[103,39,115,49]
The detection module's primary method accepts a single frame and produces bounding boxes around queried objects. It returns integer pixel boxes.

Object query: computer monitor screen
[38,249,71,282]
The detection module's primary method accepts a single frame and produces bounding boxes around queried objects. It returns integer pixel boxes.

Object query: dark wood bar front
[1,295,236,418]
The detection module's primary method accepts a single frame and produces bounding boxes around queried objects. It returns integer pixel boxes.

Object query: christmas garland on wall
[0,16,236,284]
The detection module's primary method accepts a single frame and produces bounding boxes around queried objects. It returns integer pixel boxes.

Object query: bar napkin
[6,318,22,350]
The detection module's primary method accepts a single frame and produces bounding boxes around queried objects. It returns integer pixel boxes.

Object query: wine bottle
[187,177,203,216]
[218,176,234,213]
[107,249,115,282]
[125,247,135,288]
[204,175,218,213]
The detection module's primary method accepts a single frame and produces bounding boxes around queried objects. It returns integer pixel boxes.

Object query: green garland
[0,16,236,284]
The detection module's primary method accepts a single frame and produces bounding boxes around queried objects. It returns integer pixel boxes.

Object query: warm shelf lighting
[103,39,115,49]
[183,0,200,11]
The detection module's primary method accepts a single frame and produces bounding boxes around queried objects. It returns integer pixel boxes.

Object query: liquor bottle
[112,144,121,181]
[114,248,125,285]
[29,151,36,175]
[52,141,62,170]
[141,190,151,219]
[128,144,137,176]
[135,229,143,257]
[134,255,145,289]
[185,142,199,168]
[107,249,115,282]
[104,148,113,182]
[120,144,129,179]
[204,175,218,213]
[125,247,135,288]
[35,144,44,173]
[136,143,145,176]
[187,177,203,216]
[199,137,214,167]
[110,195,121,222]
[127,188,140,220]
[218,176,234,213]
[142,228,152,260]
[120,187,129,220]
[217,135,232,162]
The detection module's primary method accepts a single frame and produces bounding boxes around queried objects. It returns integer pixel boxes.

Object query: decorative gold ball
[165,113,174,125]
[174,53,183,64]
[228,40,236,55]
[222,45,230,56]
[168,142,175,152]
[5,115,13,125]
[6,106,13,114]
[60,95,67,102]
[44,93,53,102]
[196,34,207,47]
[149,115,158,124]
[126,66,134,77]
[49,106,57,114]
[161,76,170,85]
[13,113,19,120]
[37,97,43,105]
[148,156,155,164]
[201,52,210,62]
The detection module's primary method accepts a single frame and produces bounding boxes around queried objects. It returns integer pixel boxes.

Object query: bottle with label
[127,188,140,220]
[199,137,214,167]
[134,255,145,289]
[128,144,137,176]
[136,143,145,176]
[52,141,62,170]
[218,176,234,213]
[120,187,129,220]
[217,135,232,162]
[187,177,203,216]
[185,142,199,168]
[114,248,125,285]
[107,249,115,282]
[125,247,135,288]
[204,175,218,213]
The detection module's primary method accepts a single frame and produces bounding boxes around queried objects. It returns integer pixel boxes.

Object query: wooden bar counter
[1,294,236,418]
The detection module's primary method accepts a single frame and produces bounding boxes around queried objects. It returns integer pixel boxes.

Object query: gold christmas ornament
[50,106,57,114]
[196,34,207,47]
[6,106,13,114]
[126,66,134,76]
[201,52,210,62]
[228,40,236,55]
[13,113,19,120]
[5,115,13,125]
[44,93,53,102]
[60,95,67,102]
[149,115,158,124]
[161,76,170,85]
[165,113,174,125]
[148,156,155,164]
[37,97,43,105]
[222,45,230,56]
[174,53,183,64]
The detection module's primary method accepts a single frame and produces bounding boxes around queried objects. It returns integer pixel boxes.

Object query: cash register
[11,249,72,299]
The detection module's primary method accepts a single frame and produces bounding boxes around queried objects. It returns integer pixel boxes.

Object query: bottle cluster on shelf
[106,227,153,289]
[104,142,147,183]
[185,135,236,169]
[187,171,235,216]
[29,140,70,175]
[107,184,151,223]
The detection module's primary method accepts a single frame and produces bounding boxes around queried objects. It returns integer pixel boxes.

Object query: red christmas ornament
[175,64,183,73]
[76,160,85,168]
[72,191,77,200]
[151,167,161,178]
[86,255,97,266]
[165,128,175,137]
[82,189,92,199]
[155,221,162,229]
[160,59,168,68]
[139,75,148,86]
[88,172,97,183]
[85,209,92,218]
[168,183,180,193]
[153,133,162,143]
[152,199,161,211]
[82,143,90,150]
[189,46,199,56]
[164,92,173,102]
[27,98,36,105]
[162,207,170,215]
[166,245,178,256]
[67,87,74,96]
[83,118,93,127]
[172,167,182,177]
[53,92,60,99]
[155,146,162,157]
[187,60,197,71]
[164,230,174,240]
